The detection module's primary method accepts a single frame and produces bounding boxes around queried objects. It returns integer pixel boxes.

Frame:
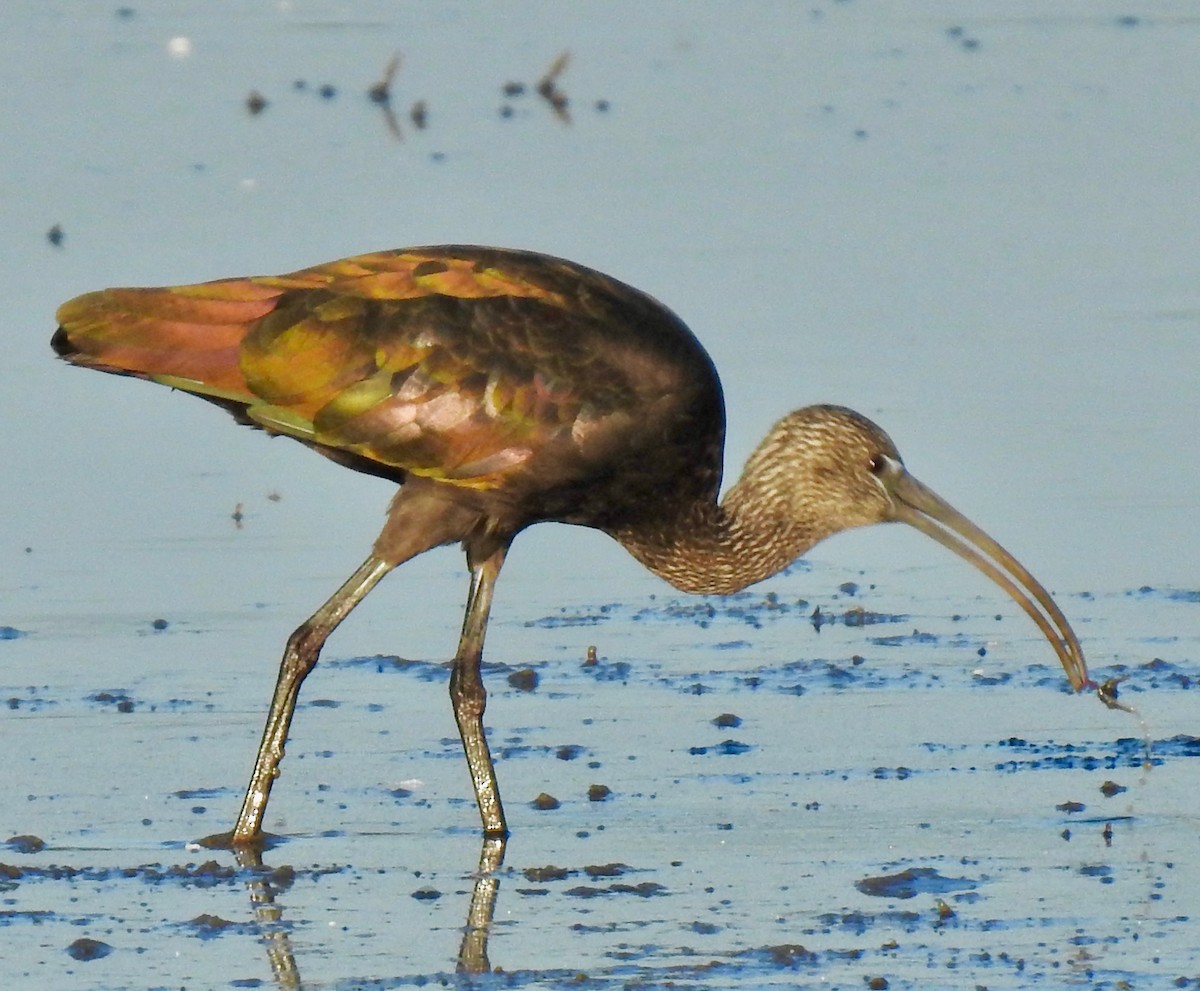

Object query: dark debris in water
[855,866,979,900]
[295,591,1196,711]
[5,834,45,854]
[1130,585,1200,603]
[523,864,572,883]
[841,606,908,627]
[736,943,818,969]
[989,734,1193,771]
[816,908,922,935]
[331,654,552,690]
[6,689,55,712]
[564,880,665,899]
[173,787,228,800]
[581,658,632,682]
[519,863,637,891]
[869,629,939,647]
[183,913,259,939]
[491,738,595,762]
[1105,656,1195,691]
[670,653,941,696]
[920,734,1192,772]
[0,908,56,927]
[688,739,752,756]
[329,654,449,681]
[583,862,630,878]
[872,766,913,780]
[87,690,137,713]
[530,590,909,634]
[526,611,609,628]
[332,642,1195,705]
[1078,863,1114,882]
[0,859,342,890]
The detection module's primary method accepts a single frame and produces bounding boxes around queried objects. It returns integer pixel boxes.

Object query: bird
[53,244,1093,847]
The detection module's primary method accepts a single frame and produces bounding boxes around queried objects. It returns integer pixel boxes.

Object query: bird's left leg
[211,486,478,849]
[226,555,396,847]
[451,542,510,838]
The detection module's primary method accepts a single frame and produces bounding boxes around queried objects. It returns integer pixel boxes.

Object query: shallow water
[3,581,1197,988]
[2,2,1198,988]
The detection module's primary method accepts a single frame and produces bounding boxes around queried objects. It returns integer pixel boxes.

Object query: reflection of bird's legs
[232,846,302,989]
[458,835,508,974]
[451,544,510,838]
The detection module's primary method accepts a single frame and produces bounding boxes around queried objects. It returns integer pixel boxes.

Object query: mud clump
[523,864,570,882]
[507,668,539,691]
[66,937,112,961]
[5,834,45,854]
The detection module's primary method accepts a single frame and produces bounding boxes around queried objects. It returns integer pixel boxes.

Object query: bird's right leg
[226,555,396,847]
[451,544,510,838]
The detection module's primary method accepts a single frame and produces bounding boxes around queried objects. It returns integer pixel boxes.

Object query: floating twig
[536,51,571,123]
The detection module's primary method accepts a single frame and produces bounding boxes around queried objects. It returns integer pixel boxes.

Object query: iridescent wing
[55,247,721,495]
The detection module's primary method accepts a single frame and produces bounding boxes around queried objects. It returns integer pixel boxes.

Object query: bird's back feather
[54,246,725,521]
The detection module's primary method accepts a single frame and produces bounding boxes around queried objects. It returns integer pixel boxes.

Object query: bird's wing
[55,248,676,489]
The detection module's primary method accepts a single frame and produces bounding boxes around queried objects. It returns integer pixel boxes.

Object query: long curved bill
[878,458,1091,693]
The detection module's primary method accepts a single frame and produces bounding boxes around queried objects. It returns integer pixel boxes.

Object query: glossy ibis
[53,245,1093,845]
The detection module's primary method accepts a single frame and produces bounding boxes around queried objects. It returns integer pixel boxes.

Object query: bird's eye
[868,454,888,476]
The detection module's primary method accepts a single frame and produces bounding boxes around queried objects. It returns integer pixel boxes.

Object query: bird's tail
[52,280,283,404]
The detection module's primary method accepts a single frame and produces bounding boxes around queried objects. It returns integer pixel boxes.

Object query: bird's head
[741,404,903,535]
[739,404,1091,693]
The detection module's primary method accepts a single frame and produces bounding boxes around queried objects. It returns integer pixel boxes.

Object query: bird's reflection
[458,835,507,974]
[230,845,302,988]
[229,834,507,985]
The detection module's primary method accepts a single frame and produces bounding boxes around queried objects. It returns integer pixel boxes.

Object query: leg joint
[450,663,487,717]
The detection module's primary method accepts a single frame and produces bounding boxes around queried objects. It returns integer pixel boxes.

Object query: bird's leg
[451,544,510,837]
[227,555,395,847]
